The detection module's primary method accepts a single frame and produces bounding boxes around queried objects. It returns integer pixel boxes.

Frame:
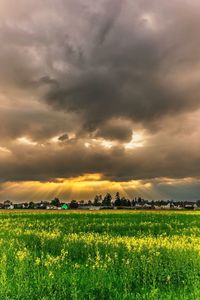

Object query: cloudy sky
[0,0,200,202]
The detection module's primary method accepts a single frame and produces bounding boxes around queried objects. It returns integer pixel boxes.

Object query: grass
[0,210,199,299]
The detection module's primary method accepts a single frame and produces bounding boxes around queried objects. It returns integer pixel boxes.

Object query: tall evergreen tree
[114,192,121,206]
[102,193,112,206]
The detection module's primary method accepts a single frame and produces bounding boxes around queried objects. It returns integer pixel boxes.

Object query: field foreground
[0,210,200,300]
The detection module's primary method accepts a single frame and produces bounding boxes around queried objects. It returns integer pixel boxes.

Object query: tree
[131,199,136,207]
[114,192,121,207]
[29,202,35,209]
[51,198,61,207]
[94,195,101,206]
[121,197,128,206]
[70,200,79,209]
[127,199,131,207]
[87,200,92,206]
[102,193,112,206]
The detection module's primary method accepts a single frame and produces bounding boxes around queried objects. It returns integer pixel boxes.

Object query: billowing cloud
[0,0,200,201]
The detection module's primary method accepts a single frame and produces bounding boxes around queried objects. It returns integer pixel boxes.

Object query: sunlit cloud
[140,13,157,31]
[17,137,37,146]
[124,132,145,149]
[0,146,11,153]
[0,0,200,201]
[0,174,149,202]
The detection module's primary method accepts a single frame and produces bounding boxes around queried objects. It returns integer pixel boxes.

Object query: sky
[0,0,200,202]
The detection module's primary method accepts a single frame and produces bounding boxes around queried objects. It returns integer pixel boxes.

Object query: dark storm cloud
[1,0,200,133]
[95,121,133,142]
[0,104,78,143]
[94,0,122,45]
[1,0,200,196]
[0,123,200,183]
[44,0,200,135]
[58,133,69,142]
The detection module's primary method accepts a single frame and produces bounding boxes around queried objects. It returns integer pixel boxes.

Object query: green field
[0,211,200,300]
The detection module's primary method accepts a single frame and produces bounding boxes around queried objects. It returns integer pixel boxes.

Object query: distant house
[160,203,171,210]
[78,205,91,210]
[38,201,49,209]
[143,203,152,209]
[7,204,14,210]
[89,206,100,211]
[22,203,29,209]
[135,204,143,209]
[14,203,24,209]
[171,203,182,210]
[61,203,69,210]
[100,206,114,210]
[154,205,161,210]
[4,200,14,209]
[46,205,57,210]
[194,204,200,210]
[184,204,194,210]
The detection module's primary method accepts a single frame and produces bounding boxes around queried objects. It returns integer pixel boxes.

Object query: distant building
[61,203,69,210]
[46,205,58,210]
[160,203,171,210]
[4,200,13,209]
[184,204,194,210]
[89,206,100,211]
[7,205,14,210]
[143,203,152,209]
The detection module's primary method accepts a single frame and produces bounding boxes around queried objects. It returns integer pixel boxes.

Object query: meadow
[0,210,199,300]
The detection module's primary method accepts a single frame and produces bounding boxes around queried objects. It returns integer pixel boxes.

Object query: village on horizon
[1,193,200,211]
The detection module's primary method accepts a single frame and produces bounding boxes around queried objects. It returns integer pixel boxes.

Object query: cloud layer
[0,0,200,200]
